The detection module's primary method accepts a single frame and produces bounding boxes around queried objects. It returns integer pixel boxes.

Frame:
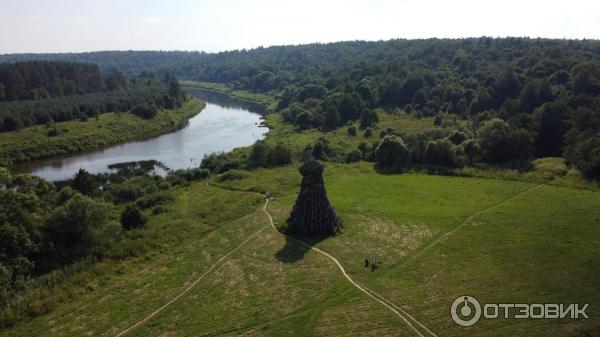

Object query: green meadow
[2,161,598,336]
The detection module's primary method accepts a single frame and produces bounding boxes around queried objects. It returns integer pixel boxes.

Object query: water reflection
[17,90,269,181]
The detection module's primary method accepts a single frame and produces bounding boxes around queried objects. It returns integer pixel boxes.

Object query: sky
[1,0,599,54]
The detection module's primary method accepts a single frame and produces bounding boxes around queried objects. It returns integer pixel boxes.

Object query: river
[18,88,269,181]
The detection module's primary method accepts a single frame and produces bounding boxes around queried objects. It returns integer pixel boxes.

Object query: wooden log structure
[286,160,342,236]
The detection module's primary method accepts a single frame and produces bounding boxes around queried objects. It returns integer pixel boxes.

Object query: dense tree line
[0,74,186,131]
[0,51,204,76]
[0,61,127,102]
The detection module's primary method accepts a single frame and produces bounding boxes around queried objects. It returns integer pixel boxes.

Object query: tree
[267,143,292,166]
[478,119,533,163]
[425,139,458,166]
[534,101,568,156]
[571,61,600,95]
[519,82,539,113]
[566,135,600,178]
[131,103,158,119]
[347,125,357,136]
[448,130,467,145]
[45,194,118,261]
[249,140,269,167]
[121,204,147,230]
[311,138,330,160]
[359,108,379,129]
[345,149,362,163]
[498,66,522,99]
[323,107,339,131]
[339,92,364,122]
[72,169,97,196]
[374,135,409,166]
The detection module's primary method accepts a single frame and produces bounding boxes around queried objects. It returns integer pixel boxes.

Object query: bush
[425,139,460,167]
[345,149,362,163]
[218,169,250,181]
[347,126,357,136]
[131,103,157,119]
[267,143,292,166]
[448,130,467,145]
[374,135,409,166]
[115,186,143,203]
[121,204,147,230]
[135,192,174,209]
[359,108,379,129]
[363,127,373,138]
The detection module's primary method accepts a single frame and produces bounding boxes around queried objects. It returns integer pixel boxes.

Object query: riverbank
[0,99,205,167]
[180,80,276,110]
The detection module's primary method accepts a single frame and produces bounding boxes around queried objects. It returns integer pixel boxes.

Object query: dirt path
[259,198,437,337]
[114,223,269,337]
[400,184,544,268]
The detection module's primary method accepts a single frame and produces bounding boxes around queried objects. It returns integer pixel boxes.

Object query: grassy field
[0,99,205,165]
[2,162,598,336]
[180,80,276,110]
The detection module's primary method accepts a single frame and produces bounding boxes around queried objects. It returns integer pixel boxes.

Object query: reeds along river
[18,88,269,181]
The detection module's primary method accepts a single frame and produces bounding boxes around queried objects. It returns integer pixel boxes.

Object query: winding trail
[400,184,544,268]
[259,198,437,337]
[114,223,269,337]
[114,182,543,336]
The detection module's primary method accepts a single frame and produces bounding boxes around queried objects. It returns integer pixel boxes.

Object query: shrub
[131,103,157,119]
[121,204,147,230]
[448,130,467,145]
[218,169,250,181]
[363,127,373,138]
[135,192,174,209]
[374,135,409,166]
[345,149,362,163]
[347,126,357,136]
[267,143,292,166]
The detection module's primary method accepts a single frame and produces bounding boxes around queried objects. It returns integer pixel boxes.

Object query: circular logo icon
[451,295,482,327]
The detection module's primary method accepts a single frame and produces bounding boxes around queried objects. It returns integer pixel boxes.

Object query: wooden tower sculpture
[287,160,342,236]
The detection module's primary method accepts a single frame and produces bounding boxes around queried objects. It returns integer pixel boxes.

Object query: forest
[0,61,187,131]
[4,38,599,177]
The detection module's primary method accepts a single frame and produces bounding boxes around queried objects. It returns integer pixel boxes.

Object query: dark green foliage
[249,141,269,167]
[0,172,120,308]
[478,119,534,163]
[267,143,292,166]
[120,204,147,230]
[359,108,379,129]
[0,80,172,131]
[312,138,331,161]
[0,61,113,102]
[72,169,97,196]
[363,127,373,138]
[218,169,250,181]
[345,149,362,163]
[448,130,467,145]
[425,139,459,167]
[374,135,409,167]
[347,125,357,136]
[43,194,117,263]
[131,103,158,119]
[135,192,174,209]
